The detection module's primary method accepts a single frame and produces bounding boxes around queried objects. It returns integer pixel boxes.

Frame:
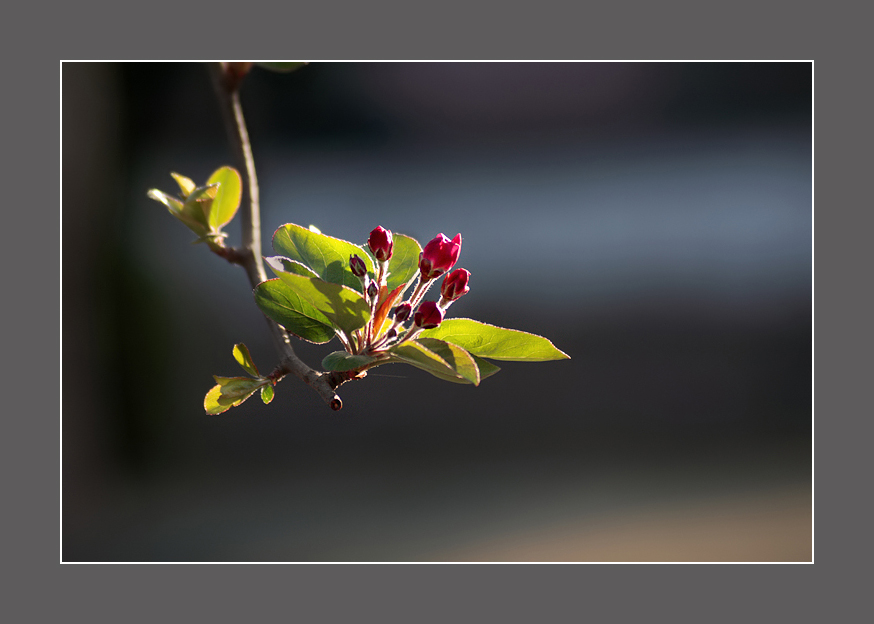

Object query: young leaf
[371,282,407,339]
[274,271,371,336]
[170,172,196,198]
[147,189,208,236]
[322,351,379,372]
[204,376,262,414]
[254,278,336,344]
[419,318,570,361]
[206,166,242,229]
[260,384,274,404]
[232,343,260,377]
[273,223,374,292]
[384,234,422,292]
[181,184,219,229]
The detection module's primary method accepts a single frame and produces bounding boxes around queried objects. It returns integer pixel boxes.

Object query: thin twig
[208,63,346,410]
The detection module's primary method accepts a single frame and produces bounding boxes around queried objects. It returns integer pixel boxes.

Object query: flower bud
[440,268,470,302]
[419,233,462,280]
[349,254,367,278]
[414,301,444,329]
[368,226,394,262]
[366,279,379,300]
[392,302,412,323]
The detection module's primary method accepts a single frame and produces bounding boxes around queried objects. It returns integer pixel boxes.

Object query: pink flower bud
[440,268,470,302]
[414,300,444,329]
[418,233,462,280]
[392,302,412,323]
[368,226,394,262]
[349,254,367,278]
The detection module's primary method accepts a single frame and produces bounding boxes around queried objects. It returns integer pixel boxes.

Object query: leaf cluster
[147,167,242,250]
[203,344,275,415]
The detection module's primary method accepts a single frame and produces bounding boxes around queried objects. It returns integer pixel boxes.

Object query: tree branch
[208,63,345,410]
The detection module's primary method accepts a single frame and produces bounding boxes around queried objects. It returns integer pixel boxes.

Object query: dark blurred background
[63,62,811,561]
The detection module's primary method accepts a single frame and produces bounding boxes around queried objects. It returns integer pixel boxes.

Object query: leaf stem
[208,63,346,410]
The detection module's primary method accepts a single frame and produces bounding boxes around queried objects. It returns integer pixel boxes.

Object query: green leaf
[385,234,422,293]
[419,318,570,361]
[257,62,307,72]
[170,172,196,198]
[415,338,480,385]
[371,345,501,384]
[273,223,374,292]
[471,354,501,381]
[206,166,242,229]
[260,384,274,404]
[254,278,336,344]
[212,376,262,399]
[265,256,320,279]
[274,271,371,336]
[232,343,260,377]
[204,376,262,414]
[322,351,379,372]
[389,340,469,384]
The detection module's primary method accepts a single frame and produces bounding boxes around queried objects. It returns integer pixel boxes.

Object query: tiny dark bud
[367,280,379,300]
[392,302,412,322]
[349,254,367,278]
[330,398,343,411]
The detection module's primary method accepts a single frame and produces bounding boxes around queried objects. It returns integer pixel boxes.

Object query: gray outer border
[35,0,833,620]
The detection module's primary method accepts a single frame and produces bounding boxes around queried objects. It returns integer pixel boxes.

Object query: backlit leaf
[420,318,570,361]
[204,376,262,414]
[274,271,371,336]
[273,223,374,292]
[206,166,242,229]
[232,343,259,377]
[254,278,336,344]
[170,172,196,198]
[384,234,422,293]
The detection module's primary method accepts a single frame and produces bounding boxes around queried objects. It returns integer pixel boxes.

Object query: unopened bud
[392,302,412,323]
[414,301,444,329]
[419,233,462,280]
[368,226,394,262]
[441,268,470,302]
[367,279,379,300]
[349,254,367,278]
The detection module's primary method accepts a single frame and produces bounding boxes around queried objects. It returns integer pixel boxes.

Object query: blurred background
[62,62,811,562]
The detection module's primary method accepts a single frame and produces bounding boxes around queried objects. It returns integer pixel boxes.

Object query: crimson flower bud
[368,226,394,262]
[392,302,412,323]
[414,301,444,329]
[349,254,367,278]
[418,233,462,280]
[441,268,470,302]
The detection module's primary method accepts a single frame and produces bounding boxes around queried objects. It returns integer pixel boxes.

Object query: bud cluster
[349,227,471,356]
